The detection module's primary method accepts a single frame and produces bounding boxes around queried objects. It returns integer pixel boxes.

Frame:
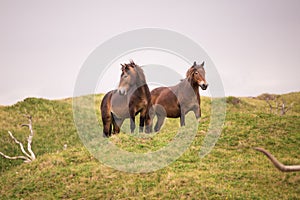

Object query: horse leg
[139,115,145,133]
[153,104,166,132]
[145,113,152,133]
[193,105,201,120]
[140,109,153,133]
[102,116,112,137]
[129,110,136,133]
[154,114,165,132]
[139,109,148,133]
[145,106,155,133]
[130,117,136,133]
[180,113,186,127]
[112,115,124,134]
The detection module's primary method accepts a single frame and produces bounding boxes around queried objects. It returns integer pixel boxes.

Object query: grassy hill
[0,92,299,199]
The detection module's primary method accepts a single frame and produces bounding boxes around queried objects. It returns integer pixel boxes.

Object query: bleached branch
[21,116,36,160]
[0,151,31,162]
[0,115,36,163]
[254,147,300,172]
[8,131,31,158]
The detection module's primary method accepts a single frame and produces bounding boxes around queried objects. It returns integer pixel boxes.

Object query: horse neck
[136,79,146,89]
[180,78,199,94]
[135,70,146,88]
[189,77,201,94]
[134,71,148,93]
[127,82,148,97]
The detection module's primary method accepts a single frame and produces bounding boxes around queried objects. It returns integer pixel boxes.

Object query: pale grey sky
[0,0,300,105]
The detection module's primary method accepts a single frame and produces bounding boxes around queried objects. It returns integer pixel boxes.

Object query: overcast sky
[0,0,300,105]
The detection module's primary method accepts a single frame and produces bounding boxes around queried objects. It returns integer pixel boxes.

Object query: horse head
[117,60,146,95]
[186,61,208,90]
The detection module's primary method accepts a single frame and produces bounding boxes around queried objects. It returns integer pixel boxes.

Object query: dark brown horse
[150,61,208,132]
[101,61,152,137]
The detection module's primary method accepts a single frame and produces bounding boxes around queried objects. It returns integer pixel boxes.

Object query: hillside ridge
[0,92,299,199]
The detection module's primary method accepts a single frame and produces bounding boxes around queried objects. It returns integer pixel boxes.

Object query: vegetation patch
[0,92,299,199]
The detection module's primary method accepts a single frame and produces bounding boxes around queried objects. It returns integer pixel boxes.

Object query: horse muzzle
[199,83,208,90]
[118,87,127,95]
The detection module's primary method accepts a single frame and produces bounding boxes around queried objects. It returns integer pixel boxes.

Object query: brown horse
[101,61,152,137]
[150,61,208,132]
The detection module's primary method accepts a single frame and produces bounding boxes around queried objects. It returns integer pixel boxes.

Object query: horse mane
[186,62,204,83]
[186,67,194,81]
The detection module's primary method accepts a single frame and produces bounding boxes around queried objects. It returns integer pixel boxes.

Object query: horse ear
[129,60,136,68]
[200,61,205,67]
[121,64,128,70]
[193,61,196,67]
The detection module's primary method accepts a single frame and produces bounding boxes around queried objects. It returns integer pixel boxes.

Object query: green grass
[0,92,299,199]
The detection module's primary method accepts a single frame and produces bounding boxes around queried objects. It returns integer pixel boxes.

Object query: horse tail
[101,91,113,137]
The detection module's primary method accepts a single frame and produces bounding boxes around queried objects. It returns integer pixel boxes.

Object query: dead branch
[280,99,286,115]
[278,99,294,115]
[265,97,294,115]
[265,98,273,113]
[0,152,30,162]
[254,147,300,172]
[7,131,31,158]
[0,115,36,163]
[21,116,36,160]
[275,98,279,114]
